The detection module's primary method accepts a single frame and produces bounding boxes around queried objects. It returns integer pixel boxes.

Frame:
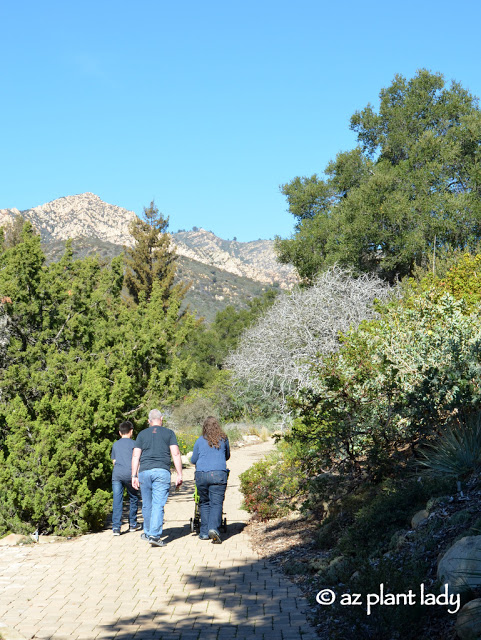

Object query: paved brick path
[0,441,318,640]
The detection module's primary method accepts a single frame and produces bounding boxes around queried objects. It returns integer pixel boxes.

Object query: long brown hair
[202,416,227,449]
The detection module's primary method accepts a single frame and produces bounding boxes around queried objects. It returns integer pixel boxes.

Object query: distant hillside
[43,237,273,321]
[1,193,295,321]
[172,229,297,288]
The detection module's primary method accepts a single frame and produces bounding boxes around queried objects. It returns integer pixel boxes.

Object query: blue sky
[1,0,481,241]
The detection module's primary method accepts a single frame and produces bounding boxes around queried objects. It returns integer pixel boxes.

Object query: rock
[411,509,429,528]
[0,534,31,546]
[456,598,481,640]
[438,536,481,594]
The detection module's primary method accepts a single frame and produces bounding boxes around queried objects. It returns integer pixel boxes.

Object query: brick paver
[0,441,318,640]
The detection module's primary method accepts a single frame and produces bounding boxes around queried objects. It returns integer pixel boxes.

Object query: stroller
[190,485,227,534]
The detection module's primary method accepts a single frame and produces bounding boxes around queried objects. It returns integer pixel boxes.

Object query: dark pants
[112,478,139,530]
[195,470,228,536]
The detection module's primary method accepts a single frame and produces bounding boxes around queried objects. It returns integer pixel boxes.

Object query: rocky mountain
[173,230,296,288]
[0,193,296,320]
[0,193,137,246]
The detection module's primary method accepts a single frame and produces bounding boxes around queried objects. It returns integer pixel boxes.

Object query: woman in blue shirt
[191,416,230,543]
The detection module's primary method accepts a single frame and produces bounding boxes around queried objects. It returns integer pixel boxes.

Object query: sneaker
[208,529,222,544]
[199,534,210,540]
[129,523,142,532]
[149,536,165,547]
[113,529,121,536]
[140,533,150,542]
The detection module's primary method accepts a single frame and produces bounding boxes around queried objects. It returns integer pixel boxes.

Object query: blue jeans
[138,468,171,538]
[195,470,228,537]
[112,479,139,530]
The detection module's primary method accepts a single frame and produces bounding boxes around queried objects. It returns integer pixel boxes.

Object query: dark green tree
[0,224,196,536]
[124,201,186,306]
[276,70,481,283]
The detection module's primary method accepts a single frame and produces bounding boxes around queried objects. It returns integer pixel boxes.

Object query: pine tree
[124,201,186,307]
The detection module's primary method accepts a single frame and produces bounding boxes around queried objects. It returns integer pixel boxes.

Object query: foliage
[187,290,278,386]
[239,441,302,520]
[308,472,454,639]
[123,201,187,307]
[439,253,481,309]
[276,70,481,283]
[336,477,446,557]
[172,393,219,429]
[290,288,481,477]
[174,432,199,455]
[175,258,275,323]
[0,225,197,535]
[226,267,390,414]
[324,556,428,640]
[417,410,481,479]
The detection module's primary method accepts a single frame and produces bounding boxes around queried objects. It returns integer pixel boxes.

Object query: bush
[172,396,217,429]
[175,431,199,455]
[290,289,481,480]
[239,442,302,520]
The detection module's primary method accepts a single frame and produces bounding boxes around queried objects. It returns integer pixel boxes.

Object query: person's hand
[132,476,140,490]
[175,476,183,488]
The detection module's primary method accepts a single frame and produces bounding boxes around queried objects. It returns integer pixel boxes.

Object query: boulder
[0,534,31,546]
[456,598,481,640]
[438,536,481,594]
[411,509,429,529]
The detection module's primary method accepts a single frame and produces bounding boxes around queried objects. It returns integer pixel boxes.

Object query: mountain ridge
[0,193,295,320]
[0,192,295,288]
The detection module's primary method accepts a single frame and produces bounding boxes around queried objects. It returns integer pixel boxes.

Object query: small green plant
[418,410,481,479]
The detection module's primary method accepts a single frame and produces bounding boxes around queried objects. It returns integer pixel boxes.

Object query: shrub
[290,289,481,480]
[172,396,217,429]
[175,432,199,455]
[239,442,301,520]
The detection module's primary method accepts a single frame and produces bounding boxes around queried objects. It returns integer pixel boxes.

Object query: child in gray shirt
[111,421,140,535]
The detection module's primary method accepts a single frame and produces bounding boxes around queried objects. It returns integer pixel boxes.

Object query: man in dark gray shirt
[131,409,183,546]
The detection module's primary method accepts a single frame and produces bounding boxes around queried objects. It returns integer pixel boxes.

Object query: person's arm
[190,439,199,465]
[131,447,141,490]
[170,444,183,487]
[225,438,230,462]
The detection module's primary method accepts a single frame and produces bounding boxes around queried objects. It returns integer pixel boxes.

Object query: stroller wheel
[221,517,227,533]
[190,518,195,533]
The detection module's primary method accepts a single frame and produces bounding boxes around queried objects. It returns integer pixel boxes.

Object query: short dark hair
[119,421,133,435]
